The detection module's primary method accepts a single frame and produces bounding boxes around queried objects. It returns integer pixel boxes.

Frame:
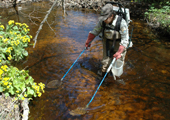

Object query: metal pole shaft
[86,58,116,107]
[61,48,86,81]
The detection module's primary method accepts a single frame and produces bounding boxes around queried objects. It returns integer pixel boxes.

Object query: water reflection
[0,1,170,120]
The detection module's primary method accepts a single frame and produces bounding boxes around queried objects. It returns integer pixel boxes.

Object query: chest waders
[102,15,123,57]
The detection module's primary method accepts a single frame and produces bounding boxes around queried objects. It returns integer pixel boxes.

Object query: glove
[85,33,95,49]
[113,45,125,59]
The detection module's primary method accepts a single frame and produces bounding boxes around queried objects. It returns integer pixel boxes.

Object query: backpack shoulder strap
[115,16,123,31]
[102,21,106,38]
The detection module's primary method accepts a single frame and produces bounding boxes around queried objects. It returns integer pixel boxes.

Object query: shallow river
[0,1,170,120]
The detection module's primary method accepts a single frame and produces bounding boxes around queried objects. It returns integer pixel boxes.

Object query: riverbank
[0,93,29,120]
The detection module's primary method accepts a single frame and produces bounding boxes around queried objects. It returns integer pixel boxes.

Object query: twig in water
[46,20,57,36]
[19,10,41,24]
[28,8,39,26]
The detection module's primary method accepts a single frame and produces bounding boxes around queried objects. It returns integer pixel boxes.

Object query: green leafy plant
[0,20,32,65]
[144,2,170,34]
[0,20,45,101]
[0,65,45,100]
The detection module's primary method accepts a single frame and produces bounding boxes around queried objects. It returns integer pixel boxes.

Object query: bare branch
[33,0,59,48]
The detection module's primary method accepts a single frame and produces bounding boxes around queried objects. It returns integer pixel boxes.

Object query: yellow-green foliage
[0,20,32,64]
[0,65,45,100]
[0,20,45,100]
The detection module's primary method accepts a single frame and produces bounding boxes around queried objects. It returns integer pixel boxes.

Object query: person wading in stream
[85,3,131,77]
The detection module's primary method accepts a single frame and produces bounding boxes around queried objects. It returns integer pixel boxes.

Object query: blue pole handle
[61,48,86,81]
[86,58,116,108]
[61,39,93,81]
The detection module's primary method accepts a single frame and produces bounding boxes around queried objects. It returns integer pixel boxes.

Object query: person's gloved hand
[85,33,95,49]
[113,45,125,59]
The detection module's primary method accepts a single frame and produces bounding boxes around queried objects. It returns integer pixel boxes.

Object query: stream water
[0,1,170,120]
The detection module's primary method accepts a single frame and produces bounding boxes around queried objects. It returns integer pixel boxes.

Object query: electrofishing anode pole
[60,41,92,82]
[85,58,116,108]
[46,40,94,88]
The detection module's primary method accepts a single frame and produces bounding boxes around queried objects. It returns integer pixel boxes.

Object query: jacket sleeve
[89,20,103,36]
[119,19,129,48]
